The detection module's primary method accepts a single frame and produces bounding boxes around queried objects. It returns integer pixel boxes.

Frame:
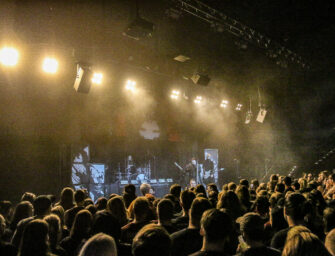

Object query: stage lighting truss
[92,72,103,85]
[125,80,137,92]
[194,96,202,104]
[220,100,228,108]
[170,90,180,99]
[42,57,58,74]
[0,47,19,66]
[235,103,243,111]
[171,0,310,70]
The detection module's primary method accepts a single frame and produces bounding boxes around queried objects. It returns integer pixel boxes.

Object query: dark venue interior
[1,1,335,255]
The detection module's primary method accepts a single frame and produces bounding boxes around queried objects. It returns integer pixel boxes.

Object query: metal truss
[171,0,310,70]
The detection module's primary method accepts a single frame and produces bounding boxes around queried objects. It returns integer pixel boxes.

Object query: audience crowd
[1,171,335,255]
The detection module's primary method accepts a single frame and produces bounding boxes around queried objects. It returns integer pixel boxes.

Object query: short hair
[237,213,264,241]
[292,181,300,191]
[195,184,206,195]
[275,183,285,193]
[325,228,335,256]
[140,183,151,196]
[33,195,52,216]
[79,233,117,256]
[124,184,136,195]
[201,209,233,242]
[132,224,171,256]
[270,174,278,182]
[207,183,218,193]
[133,197,150,219]
[180,190,195,212]
[190,198,212,227]
[284,193,308,221]
[254,196,270,216]
[157,199,174,221]
[228,182,236,191]
[283,226,331,256]
[283,176,292,186]
[74,190,86,203]
[170,184,182,198]
[21,192,36,204]
[239,179,249,188]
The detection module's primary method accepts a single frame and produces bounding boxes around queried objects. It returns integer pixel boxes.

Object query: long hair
[282,226,331,256]
[44,214,61,250]
[217,191,243,220]
[10,201,33,231]
[107,196,128,226]
[19,219,50,256]
[79,233,117,256]
[70,210,92,239]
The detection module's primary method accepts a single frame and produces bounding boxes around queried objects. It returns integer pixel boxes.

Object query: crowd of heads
[1,171,335,255]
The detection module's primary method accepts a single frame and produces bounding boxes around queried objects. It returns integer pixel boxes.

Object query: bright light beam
[0,47,19,66]
[92,72,103,84]
[42,57,58,74]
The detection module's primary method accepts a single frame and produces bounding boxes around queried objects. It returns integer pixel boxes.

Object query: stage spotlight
[42,57,58,74]
[125,80,136,92]
[194,96,202,104]
[91,72,103,85]
[235,103,243,111]
[0,47,19,66]
[170,90,180,100]
[220,100,229,108]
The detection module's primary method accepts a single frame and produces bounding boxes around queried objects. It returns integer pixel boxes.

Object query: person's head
[228,182,237,192]
[251,179,259,190]
[170,184,182,199]
[284,193,308,225]
[107,196,127,226]
[11,201,33,229]
[79,233,117,256]
[74,189,86,205]
[132,224,171,256]
[282,225,331,256]
[157,199,174,223]
[133,197,151,221]
[324,208,335,234]
[43,214,61,249]
[326,228,335,256]
[254,196,270,216]
[180,189,195,213]
[207,183,218,194]
[95,197,107,211]
[239,179,249,188]
[71,209,92,238]
[217,190,242,220]
[189,179,197,188]
[19,219,50,256]
[236,185,250,205]
[0,200,12,218]
[292,181,300,191]
[86,204,97,215]
[268,180,277,192]
[270,174,278,182]
[307,173,313,182]
[140,183,152,196]
[59,187,74,205]
[200,209,233,246]
[270,206,288,232]
[237,213,264,244]
[283,176,292,187]
[189,198,212,228]
[51,205,65,226]
[195,184,207,196]
[21,192,36,204]
[124,184,136,195]
[275,183,285,193]
[33,195,52,216]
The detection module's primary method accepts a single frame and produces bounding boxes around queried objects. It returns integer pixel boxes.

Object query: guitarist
[203,154,214,184]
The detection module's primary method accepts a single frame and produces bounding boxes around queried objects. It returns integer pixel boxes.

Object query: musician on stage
[203,153,214,184]
[184,157,197,186]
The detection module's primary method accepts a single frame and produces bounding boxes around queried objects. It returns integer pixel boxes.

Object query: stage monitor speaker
[74,64,92,94]
[191,73,210,86]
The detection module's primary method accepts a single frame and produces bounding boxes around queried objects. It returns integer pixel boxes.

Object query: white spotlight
[220,100,229,108]
[0,47,19,66]
[42,57,58,74]
[125,80,136,92]
[194,96,202,104]
[235,103,243,111]
[92,72,103,84]
[170,90,180,100]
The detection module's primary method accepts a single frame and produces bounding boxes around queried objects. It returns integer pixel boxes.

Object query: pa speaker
[74,64,92,94]
[191,73,210,86]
